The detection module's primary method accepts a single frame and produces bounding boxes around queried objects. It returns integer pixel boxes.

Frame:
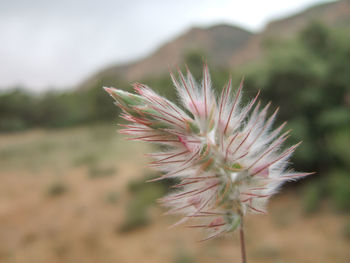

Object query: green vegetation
[244,22,350,213]
[342,220,350,241]
[88,165,116,178]
[252,245,280,261]
[46,181,68,197]
[302,181,325,214]
[119,173,176,233]
[104,190,120,205]
[0,125,147,174]
[173,248,195,263]
[0,83,123,131]
[118,193,151,233]
[328,170,350,212]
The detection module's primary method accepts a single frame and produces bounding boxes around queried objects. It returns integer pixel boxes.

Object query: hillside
[230,0,350,67]
[81,0,350,89]
[81,24,253,89]
[0,127,349,263]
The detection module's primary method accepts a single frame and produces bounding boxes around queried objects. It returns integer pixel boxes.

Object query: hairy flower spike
[104,65,312,241]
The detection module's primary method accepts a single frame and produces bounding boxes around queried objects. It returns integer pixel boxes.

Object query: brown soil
[0,128,349,263]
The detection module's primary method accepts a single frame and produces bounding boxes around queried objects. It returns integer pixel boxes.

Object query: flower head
[104,64,312,240]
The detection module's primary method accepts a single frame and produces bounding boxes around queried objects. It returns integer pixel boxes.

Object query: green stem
[239,218,247,263]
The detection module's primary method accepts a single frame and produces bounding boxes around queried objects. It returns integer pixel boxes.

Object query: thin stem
[239,217,247,263]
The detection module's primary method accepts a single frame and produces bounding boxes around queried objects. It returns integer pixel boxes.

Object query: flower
[104,64,312,241]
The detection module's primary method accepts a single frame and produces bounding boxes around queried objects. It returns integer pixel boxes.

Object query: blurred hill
[230,0,350,67]
[81,24,253,90]
[81,0,350,89]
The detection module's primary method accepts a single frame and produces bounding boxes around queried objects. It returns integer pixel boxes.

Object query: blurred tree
[184,49,206,80]
[0,89,37,131]
[245,22,350,211]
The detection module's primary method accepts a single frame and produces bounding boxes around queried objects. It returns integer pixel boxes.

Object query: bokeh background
[0,0,349,262]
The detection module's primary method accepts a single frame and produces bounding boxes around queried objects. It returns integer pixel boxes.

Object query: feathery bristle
[104,65,312,240]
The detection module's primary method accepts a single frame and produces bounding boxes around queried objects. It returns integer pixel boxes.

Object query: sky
[0,0,328,91]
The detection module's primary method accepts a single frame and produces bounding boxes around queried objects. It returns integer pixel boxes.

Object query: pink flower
[104,64,313,241]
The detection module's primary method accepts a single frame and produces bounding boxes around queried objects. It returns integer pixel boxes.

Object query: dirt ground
[0,126,349,263]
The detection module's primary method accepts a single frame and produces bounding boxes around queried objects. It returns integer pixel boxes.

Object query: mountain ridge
[229,0,350,67]
[81,24,253,89]
[81,0,350,90]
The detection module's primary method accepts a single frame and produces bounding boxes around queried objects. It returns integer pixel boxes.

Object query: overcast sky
[0,0,328,91]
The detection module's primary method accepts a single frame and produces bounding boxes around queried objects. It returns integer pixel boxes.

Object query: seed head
[104,64,312,241]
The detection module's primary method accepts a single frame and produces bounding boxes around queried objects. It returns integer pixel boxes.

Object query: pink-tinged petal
[104,63,313,241]
[251,166,269,177]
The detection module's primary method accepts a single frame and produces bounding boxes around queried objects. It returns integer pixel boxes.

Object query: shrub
[88,166,116,178]
[302,182,324,214]
[328,170,350,212]
[46,181,68,197]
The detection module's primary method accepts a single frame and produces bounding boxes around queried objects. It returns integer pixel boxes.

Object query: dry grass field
[0,125,349,263]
